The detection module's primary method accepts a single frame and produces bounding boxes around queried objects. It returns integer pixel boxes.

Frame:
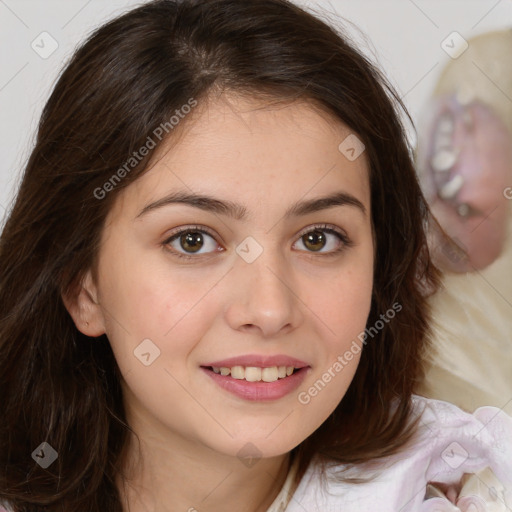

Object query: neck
[116,412,292,512]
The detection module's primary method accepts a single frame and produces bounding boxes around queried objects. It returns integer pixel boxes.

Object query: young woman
[0,1,510,511]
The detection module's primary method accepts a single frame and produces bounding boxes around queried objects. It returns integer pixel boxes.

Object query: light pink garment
[278,395,512,511]
[2,396,510,511]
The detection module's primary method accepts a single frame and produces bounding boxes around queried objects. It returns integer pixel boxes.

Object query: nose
[224,246,304,338]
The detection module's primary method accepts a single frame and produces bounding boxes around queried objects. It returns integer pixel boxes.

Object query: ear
[61,269,106,337]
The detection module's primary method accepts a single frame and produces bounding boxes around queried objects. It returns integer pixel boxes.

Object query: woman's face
[78,93,374,459]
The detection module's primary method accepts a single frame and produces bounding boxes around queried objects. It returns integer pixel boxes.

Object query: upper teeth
[211,366,295,382]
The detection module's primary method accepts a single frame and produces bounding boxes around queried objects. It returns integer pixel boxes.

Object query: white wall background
[1,0,511,215]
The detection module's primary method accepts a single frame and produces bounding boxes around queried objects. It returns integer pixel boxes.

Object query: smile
[201,365,310,401]
[209,365,297,382]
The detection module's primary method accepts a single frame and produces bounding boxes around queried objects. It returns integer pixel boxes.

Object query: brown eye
[294,225,352,256]
[164,227,220,259]
[302,230,327,252]
[179,231,204,253]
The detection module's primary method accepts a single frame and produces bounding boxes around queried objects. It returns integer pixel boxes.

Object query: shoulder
[286,395,512,511]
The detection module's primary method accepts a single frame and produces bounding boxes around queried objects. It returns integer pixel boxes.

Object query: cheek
[301,253,373,387]
[295,294,365,437]
[317,254,372,368]
[327,273,372,323]
[95,244,220,373]
[321,254,373,337]
[96,262,222,426]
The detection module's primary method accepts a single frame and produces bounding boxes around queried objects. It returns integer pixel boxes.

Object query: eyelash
[162,223,353,261]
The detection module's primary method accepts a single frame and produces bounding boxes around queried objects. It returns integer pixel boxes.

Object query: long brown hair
[0,0,440,510]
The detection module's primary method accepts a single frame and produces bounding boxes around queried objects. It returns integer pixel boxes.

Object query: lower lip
[201,367,310,401]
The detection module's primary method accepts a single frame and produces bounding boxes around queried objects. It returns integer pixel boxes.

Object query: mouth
[201,365,301,383]
[200,362,310,401]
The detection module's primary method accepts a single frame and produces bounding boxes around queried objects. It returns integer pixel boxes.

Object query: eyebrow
[136,190,366,220]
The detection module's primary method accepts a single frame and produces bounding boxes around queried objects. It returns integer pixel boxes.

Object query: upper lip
[202,354,309,368]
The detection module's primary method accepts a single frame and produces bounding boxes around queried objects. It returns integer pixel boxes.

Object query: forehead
[112,92,371,221]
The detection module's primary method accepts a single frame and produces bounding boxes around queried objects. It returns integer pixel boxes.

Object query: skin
[63,92,374,512]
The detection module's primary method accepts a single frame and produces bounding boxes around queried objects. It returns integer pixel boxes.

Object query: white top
[267,395,512,511]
